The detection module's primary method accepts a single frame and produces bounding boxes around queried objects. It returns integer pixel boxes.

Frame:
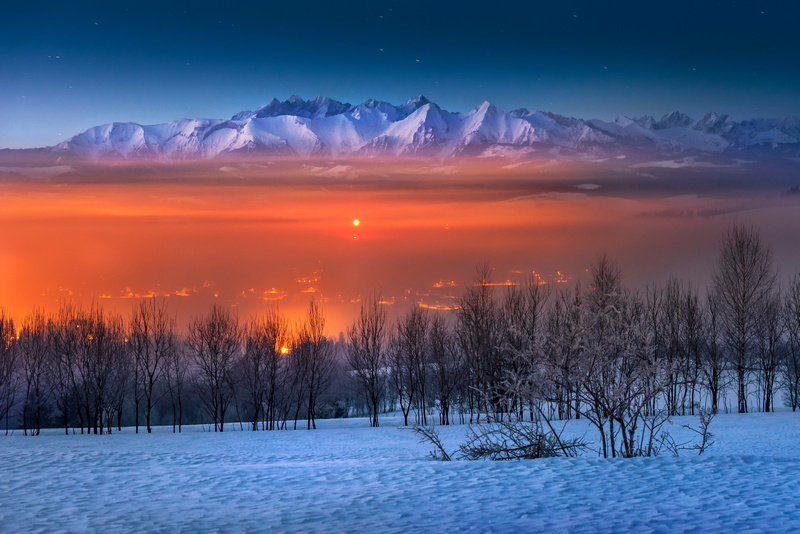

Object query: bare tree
[0,310,18,435]
[163,340,190,432]
[393,306,431,425]
[544,283,586,421]
[580,254,624,458]
[188,304,242,432]
[91,308,127,435]
[783,274,800,411]
[104,336,131,434]
[66,304,126,435]
[129,297,176,433]
[428,315,465,425]
[262,309,290,431]
[711,224,777,413]
[19,309,51,435]
[655,278,704,416]
[701,292,727,414]
[346,292,388,427]
[242,308,290,430]
[295,299,336,430]
[681,281,705,415]
[456,264,502,422]
[541,256,671,458]
[500,277,550,420]
[662,278,685,415]
[754,289,784,412]
[387,332,415,426]
[286,335,309,430]
[49,302,80,434]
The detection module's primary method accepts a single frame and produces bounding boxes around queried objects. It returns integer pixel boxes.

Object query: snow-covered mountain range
[49,96,800,160]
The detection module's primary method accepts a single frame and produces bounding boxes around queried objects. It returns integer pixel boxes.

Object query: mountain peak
[473,101,499,115]
[694,111,734,134]
[253,95,350,119]
[653,110,694,130]
[400,95,431,115]
[39,96,800,160]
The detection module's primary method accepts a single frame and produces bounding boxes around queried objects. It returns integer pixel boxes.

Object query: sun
[353,219,360,226]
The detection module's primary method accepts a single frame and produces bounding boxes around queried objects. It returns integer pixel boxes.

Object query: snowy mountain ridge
[51,96,800,160]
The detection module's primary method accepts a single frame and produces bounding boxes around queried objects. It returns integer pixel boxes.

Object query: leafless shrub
[650,407,715,457]
[413,417,586,462]
[411,425,452,461]
[681,407,716,455]
[457,418,586,460]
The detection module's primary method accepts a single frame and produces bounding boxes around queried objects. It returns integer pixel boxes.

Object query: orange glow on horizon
[2,158,800,334]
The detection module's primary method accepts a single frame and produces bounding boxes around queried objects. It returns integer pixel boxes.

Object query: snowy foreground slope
[44,95,800,160]
[1,412,798,533]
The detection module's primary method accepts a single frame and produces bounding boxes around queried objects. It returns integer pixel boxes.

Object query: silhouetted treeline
[1,224,799,455]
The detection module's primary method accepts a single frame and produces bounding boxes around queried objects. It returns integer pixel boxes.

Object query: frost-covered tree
[541,256,671,458]
[456,264,502,422]
[544,283,586,421]
[500,278,550,420]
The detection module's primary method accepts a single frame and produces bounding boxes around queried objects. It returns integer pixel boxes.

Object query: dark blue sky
[2,0,798,148]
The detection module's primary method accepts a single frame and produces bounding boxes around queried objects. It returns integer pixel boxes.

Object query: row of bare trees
[0,224,798,444]
[341,225,800,457]
[0,297,347,434]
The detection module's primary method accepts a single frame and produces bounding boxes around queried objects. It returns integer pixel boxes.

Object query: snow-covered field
[1,412,799,533]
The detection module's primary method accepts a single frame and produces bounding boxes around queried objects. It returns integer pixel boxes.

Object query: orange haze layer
[1,157,799,334]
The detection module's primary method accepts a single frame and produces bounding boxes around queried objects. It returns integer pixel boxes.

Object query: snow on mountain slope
[253,95,352,120]
[399,95,433,116]
[653,126,731,152]
[245,116,323,155]
[51,96,800,160]
[345,99,404,142]
[57,119,225,157]
[360,102,459,156]
[512,111,616,149]
[653,110,695,130]
[453,102,540,155]
[587,117,655,145]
